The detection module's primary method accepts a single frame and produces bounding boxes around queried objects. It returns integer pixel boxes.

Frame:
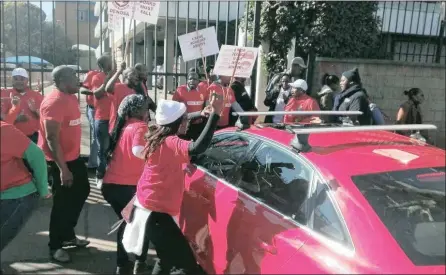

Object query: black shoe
[62,237,90,248]
[133,261,153,275]
[116,265,133,275]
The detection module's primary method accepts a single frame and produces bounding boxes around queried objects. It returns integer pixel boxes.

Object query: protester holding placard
[172,72,208,140]
[206,75,246,130]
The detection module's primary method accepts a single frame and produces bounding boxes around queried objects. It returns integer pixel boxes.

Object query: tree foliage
[241,1,382,73]
[2,2,76,66]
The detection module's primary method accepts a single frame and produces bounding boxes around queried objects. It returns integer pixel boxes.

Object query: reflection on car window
[193,134,257,181]
[237,143,312,224]
[351,167,445,266]
[312,182,349,246]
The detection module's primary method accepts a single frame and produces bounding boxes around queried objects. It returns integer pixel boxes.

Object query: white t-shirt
[273,88,291,123]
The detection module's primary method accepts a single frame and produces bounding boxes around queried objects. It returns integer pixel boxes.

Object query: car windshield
[351,167,445,266]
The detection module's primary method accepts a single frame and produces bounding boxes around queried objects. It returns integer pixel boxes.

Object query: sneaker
[50,248,71,263]
[133,261,152,275]
[62,237,90,248]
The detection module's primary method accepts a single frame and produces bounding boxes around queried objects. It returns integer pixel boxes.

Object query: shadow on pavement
[1,176,157,275]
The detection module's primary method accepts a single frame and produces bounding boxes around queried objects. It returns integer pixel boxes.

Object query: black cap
[342,67,361,84]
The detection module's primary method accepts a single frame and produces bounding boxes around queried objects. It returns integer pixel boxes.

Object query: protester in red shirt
[2,68,43,143]
[90,54,115,183]
[172,71,208,140]
[80,69,100,169]
[1,121,50,264]
[283,79,320,124]
[38,66,90,263]
[206,75,245,129]
[131,94,222,274]
[101,94,151,275]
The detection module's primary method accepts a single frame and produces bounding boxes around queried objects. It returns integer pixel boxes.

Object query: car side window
[236,142,313,224]
[311,181,351,247]
[192,133,258,181]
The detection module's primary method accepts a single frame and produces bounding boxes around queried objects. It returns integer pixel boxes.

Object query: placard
[213,45,258,78]
[178,27,219,62]
[108,13,123,32]
[108,1,160,25]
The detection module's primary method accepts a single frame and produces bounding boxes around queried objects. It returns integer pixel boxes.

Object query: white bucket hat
[155,99,187,125]
[12,68,29,79]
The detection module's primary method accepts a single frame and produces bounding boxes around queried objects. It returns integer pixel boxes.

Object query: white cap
[291,57,307,68]
[155,99,187,125]
[289,79,308,91]
[12,68,29,79]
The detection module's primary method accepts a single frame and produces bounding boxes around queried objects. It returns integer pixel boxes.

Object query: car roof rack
[232,111,363,116]
[233,111,362,130]
[290,124,438,152]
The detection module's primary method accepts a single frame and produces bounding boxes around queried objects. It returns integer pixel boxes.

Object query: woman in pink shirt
[135,94,223,274]
[101,94,150,275]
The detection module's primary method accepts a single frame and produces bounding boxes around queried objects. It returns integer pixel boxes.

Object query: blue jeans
[94,119,110,179]
[87,106,99,168]
[1,192,39,252]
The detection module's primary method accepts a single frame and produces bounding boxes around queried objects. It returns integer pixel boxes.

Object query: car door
[179,132,260,274]
[224,139,316,274]
[282,177,356,274]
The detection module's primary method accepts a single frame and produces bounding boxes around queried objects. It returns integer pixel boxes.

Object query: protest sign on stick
[133,1,161,25]
[178,26,219,80]
[213,45,258,79]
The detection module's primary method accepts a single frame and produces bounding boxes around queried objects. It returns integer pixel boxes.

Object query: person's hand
[10,93,20,106]
[201,105,212,117]
[310,117,322,124]
[28,98,38,113]
[119,62,126,72]
[60,168,73,187]
[209,92,223,115]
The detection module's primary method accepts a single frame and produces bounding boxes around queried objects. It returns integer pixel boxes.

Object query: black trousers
[101,183,149,267]
[48,157,90,250]
[145,212,200,275]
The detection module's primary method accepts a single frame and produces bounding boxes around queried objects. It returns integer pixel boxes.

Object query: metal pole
[40,1,44,94]
[28,1,32,87]
[250,1,261,103]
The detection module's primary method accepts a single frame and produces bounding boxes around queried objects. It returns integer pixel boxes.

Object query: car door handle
[258,240,277,255]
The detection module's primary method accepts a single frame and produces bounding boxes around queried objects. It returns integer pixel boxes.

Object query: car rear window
[351,167,445,266]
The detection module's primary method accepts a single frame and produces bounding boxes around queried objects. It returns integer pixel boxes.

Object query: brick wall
[311,58,446,148]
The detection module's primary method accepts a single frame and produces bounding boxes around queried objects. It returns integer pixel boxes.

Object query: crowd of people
[0,53,429,275]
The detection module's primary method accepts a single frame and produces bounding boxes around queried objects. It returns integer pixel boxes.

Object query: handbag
[121,195,137,224]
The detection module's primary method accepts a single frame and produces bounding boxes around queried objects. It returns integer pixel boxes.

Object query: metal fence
[1,1,444,95]
[376,1,445,64]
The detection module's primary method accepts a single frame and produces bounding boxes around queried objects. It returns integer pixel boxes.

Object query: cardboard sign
[213,45,258,78]
[108,13,123,32]
[134,1,160,25]
[178,27,219,62]
[108,1,160,25]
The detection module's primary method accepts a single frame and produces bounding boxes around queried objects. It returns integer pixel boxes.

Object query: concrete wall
[311,57,446,148]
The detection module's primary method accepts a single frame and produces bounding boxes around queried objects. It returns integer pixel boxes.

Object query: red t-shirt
[207,83,235,127]
[104,119,147,185]
[83,70,100,107]
[137,136,191,216]
[38,89,82,162]
[0,121,33,191]
[198,80,210,93]
[108,83,136,134]
[283,94,320,124]
[6,88,44,136]
[91,72,112,120]
[172,85,207,114]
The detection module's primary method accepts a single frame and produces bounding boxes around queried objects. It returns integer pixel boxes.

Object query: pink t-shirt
[103,119,148,185]
[137,136,192,217]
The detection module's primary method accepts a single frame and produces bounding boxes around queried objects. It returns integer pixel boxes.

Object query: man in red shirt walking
[2,68,43,143]
[38,66,90,263]
[90,54,115,182]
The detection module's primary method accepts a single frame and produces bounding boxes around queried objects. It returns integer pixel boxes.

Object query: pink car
[179,123,445,274]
